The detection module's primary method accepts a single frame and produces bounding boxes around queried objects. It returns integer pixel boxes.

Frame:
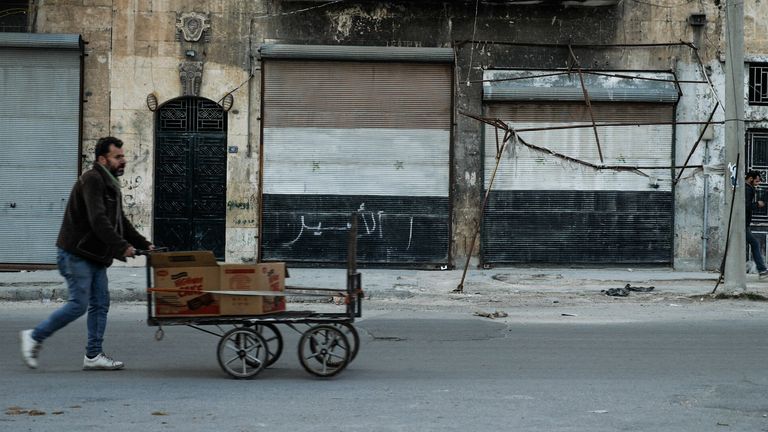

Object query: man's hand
[123,246,136,257]
[759,200,765,208]
[148,244,156,251]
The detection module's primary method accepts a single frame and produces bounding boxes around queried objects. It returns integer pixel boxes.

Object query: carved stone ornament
[179,61,203,96]
[176,12,211,42]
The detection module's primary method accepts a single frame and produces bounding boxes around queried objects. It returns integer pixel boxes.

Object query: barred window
[748,130,768,224]
[749,63,768,105]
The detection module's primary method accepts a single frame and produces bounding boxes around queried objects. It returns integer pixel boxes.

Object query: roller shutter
[481,70,676,264]
[0,33,82,265]
[261,50,452,265]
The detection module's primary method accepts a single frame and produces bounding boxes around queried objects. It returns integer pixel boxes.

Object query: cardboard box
[151,251,220,317]
[219,263,287,316]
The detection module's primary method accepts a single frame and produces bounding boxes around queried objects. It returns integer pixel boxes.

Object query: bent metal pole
[454,125,513,293]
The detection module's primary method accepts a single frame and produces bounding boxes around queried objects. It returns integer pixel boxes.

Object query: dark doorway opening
[153,96,227,259]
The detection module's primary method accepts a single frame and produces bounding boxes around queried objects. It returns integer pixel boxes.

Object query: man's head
[95,136,126,177]
[747,170,762,187]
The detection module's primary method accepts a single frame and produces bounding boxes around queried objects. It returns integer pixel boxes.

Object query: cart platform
[142,212,363,379]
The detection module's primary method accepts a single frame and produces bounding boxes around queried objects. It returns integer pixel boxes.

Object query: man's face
[98,144,126,177]
[749,175,762,187]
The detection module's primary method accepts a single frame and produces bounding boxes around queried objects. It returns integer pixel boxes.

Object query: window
[747,130,768,224]
[749,63,768,105]
[0,1,29,33]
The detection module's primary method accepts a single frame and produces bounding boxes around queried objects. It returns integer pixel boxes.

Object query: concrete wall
[31,0,767,270]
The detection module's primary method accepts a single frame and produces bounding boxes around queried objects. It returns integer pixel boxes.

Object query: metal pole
[702,139,710,270]
[723,0,746,291]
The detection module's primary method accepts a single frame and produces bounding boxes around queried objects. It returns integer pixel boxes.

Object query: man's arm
[81,175,131,254]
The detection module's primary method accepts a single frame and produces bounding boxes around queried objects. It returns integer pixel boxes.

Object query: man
[20,136,153,370]
[745,170,768,279]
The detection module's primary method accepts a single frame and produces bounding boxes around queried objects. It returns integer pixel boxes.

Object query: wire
[0,8,26,19]
[217,74,254,105]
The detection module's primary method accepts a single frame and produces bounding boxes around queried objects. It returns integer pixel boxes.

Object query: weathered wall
[261,2,624,267]
[615,0,725,270]
[33,0,768,270]
[36,0,264,263]
[256,1,727,269]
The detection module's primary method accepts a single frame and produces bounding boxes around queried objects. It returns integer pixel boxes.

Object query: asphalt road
[1,303,767,432]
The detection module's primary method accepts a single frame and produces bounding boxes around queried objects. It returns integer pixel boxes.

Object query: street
[1,301,767,432]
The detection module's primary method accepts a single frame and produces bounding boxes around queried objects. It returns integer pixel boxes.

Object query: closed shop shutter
[0,34,82,265]
[481,70,676,264]
[261,53,452,265]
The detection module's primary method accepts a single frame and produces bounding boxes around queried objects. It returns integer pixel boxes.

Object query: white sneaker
[20,330,41,369]
[83,353,124,371]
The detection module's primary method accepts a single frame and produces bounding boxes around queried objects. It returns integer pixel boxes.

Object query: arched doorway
[153,96,227,259]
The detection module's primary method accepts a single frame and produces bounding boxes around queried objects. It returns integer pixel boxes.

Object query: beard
[111,165,125,177]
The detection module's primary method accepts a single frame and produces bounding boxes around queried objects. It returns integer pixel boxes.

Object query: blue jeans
[32,248,110,357]
[747,228,767,273]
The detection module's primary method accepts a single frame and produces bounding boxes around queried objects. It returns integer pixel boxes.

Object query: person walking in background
[20,136,153,370]
[745,170,768,279]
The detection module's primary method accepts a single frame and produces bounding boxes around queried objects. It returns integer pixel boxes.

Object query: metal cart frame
[143,213,363,379]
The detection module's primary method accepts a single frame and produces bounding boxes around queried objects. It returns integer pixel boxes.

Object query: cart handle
[135,247,169,256]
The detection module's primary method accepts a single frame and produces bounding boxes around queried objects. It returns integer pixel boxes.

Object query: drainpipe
[702,139,710,270]
[701,123,714,270]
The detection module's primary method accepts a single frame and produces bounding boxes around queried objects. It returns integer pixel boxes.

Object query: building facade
[2,0,767,270]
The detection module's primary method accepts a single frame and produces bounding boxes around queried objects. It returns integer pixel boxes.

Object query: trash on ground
[474,310,509,319]
[602,284,655,297]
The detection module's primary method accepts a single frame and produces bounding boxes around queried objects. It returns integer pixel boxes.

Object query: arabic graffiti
[283,203,414,250]
[260,194,449,263]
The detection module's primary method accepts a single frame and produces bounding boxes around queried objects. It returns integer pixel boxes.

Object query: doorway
[153,96,227,259]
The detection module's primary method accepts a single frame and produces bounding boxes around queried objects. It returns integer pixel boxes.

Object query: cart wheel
[217,328,268,379]
[253,323,283,367]
[337,323,360,363]
[309,323,360,365]
[298,325,351,377]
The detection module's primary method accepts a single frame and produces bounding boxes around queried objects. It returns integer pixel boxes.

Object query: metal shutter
[0,34,82,265]
[261,59,452,264]
[482,101,674,264]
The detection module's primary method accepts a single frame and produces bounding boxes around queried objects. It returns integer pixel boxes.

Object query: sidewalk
[1,264,762,303]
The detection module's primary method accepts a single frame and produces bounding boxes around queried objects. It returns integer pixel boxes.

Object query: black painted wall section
[262,194,450,264]
[482,190,673,264]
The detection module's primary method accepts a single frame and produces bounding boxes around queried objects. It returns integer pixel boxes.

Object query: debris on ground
[712,292,768,301]
[5,406,46,416]
[602,284,655,297]
[474,310,509,319]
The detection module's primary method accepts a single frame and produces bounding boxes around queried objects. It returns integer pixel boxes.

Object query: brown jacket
[56,163,151,266]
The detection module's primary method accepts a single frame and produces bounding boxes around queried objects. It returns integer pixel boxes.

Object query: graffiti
[227,200,250,210]
[386,40,423,48]
[234,219,256,225]
[122,176,143,191]
[285,216,351,246]
[124,194,136,208]
[284,203,414,250]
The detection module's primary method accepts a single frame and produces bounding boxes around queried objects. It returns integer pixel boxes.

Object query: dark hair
[95,136,123,159]
[746,169,762,180]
